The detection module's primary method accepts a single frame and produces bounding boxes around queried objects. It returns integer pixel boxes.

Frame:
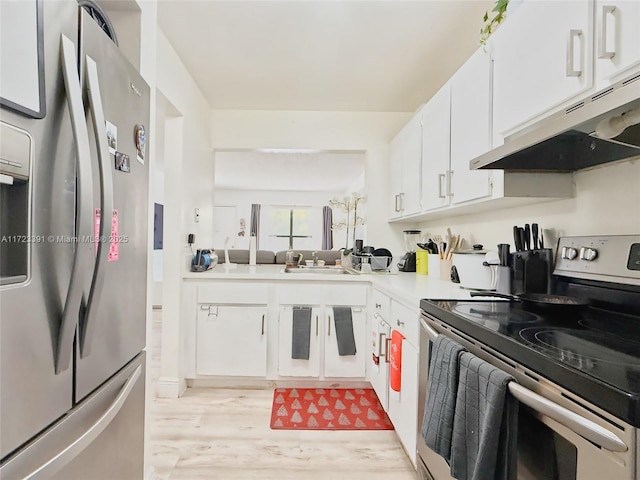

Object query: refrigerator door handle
[56,35,94,374]
[81,55,114,357]
[23,365,142,479]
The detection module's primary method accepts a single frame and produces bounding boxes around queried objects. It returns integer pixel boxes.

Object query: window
[259,206,321,252]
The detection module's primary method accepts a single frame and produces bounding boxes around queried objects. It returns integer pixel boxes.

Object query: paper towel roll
[249,236,257,265]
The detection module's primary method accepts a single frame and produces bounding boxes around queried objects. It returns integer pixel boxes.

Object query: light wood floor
[149,309,416,480]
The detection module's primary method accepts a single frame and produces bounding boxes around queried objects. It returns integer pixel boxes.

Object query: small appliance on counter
[191,249,218,272]
[398,229,421,272]
[451,244,499,290]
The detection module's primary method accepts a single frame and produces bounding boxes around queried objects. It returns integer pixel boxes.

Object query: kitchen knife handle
[519,228,527,253]
[513,226,521,251]
[532,224,539,249]
[524,224,531,250]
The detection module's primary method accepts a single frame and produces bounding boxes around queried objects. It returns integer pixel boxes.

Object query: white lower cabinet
[367,291,419,466]
[323,306,366,378]
[278,305,367,378]
[196,305,268,376]
[387,339,418,466]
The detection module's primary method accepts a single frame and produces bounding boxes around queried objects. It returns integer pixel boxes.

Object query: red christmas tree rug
[270,388,394,431]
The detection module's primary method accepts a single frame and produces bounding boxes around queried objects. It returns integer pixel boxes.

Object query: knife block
[511,249,553,294]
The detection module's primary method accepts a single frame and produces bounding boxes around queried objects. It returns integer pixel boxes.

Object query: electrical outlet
[194,208,200,223]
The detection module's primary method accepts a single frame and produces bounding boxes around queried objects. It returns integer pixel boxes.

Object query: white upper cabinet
[421,83,451,212]
[389,113,423,218]
[594,0,640,88]
[449,47,493,205]
[492,0,594,140]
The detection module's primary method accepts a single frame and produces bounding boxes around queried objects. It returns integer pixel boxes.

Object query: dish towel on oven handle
[389,330,404,392]
[450,352,518,480]
[421,335,466,462]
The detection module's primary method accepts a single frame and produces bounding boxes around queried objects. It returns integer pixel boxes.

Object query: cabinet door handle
[261,314,265,335]
[378,333,387,357]
[397,319,405,327]
[598,5,616,59]
[394,194,401,212]
[438,174,446,199]
[447,170,453,198]
[375,303,381,309]
[400,193,405,211]
[315,315,319,336]
[566,29,583,77]
[384,337,392,363]
[327,316,331,336]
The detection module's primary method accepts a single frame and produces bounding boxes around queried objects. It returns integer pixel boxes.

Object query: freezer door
[75,10,150,401]
[0,0,79,461]
[0,353,145,480]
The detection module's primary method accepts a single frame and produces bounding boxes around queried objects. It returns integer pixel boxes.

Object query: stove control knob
[561,246,578,260]
[579,247,598,261]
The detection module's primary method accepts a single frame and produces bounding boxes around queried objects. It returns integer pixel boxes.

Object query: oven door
[417,315,635,480]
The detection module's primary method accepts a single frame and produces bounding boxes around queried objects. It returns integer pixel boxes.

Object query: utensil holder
[428,254,440,278]
[440,259,453,281]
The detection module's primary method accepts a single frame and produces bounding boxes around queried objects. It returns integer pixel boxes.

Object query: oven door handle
[420,318,628,453]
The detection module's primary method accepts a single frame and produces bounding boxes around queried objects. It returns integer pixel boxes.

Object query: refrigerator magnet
[105,120,117,154]
[134,124,146,165]
[114,152,130,172]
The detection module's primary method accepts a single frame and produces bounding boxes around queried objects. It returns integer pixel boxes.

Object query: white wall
[417,159,640,251]
[210,110,412,254]
[155,29,214,398]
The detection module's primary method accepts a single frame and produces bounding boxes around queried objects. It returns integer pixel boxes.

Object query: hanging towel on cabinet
[389,330,404,392]
[333,307,356,356]
[291,307,312,360]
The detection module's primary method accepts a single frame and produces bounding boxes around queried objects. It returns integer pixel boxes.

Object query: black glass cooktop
[420,299,640,427]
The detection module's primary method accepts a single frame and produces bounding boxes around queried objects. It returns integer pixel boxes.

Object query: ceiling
[214,150,365,191]
[157,0,494,112]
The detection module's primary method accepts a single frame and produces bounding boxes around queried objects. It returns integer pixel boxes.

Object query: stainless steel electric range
[418,235,640,480]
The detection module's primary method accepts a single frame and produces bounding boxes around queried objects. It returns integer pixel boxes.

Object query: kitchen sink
[283,266,349,275]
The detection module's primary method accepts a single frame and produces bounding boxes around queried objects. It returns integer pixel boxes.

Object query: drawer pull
[261,314,265,335]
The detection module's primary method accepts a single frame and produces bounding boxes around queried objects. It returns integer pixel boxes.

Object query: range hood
[471,73,640,171]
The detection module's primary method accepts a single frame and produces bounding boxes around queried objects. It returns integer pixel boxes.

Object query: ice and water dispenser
[0,121,32,285]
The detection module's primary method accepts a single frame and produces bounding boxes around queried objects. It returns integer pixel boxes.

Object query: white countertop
[183,264,476,308]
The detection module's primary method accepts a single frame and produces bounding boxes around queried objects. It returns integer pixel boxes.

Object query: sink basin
[283,265,349,275]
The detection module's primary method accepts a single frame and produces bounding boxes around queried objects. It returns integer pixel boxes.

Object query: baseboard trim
[187,377,371,390]
[156,376,187,398]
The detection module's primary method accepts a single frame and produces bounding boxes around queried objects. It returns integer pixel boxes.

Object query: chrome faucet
[312,251,318,266]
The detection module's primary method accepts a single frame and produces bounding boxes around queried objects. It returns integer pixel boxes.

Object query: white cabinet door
[595,0,640,87]
[401,114,423,216]
[196,305,268,376]
[493,0,594,137]
[421,83,451,212]
[323,307,367,378]
[368,316,391,410]
[278,306,321,377]
[389,132,404,219]
[450,48,492,205]
[387,338,419,465]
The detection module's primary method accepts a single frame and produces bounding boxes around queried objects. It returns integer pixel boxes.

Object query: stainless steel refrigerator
[1,1,149,477]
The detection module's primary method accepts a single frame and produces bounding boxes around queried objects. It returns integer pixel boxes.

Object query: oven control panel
[555,235,640,285]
